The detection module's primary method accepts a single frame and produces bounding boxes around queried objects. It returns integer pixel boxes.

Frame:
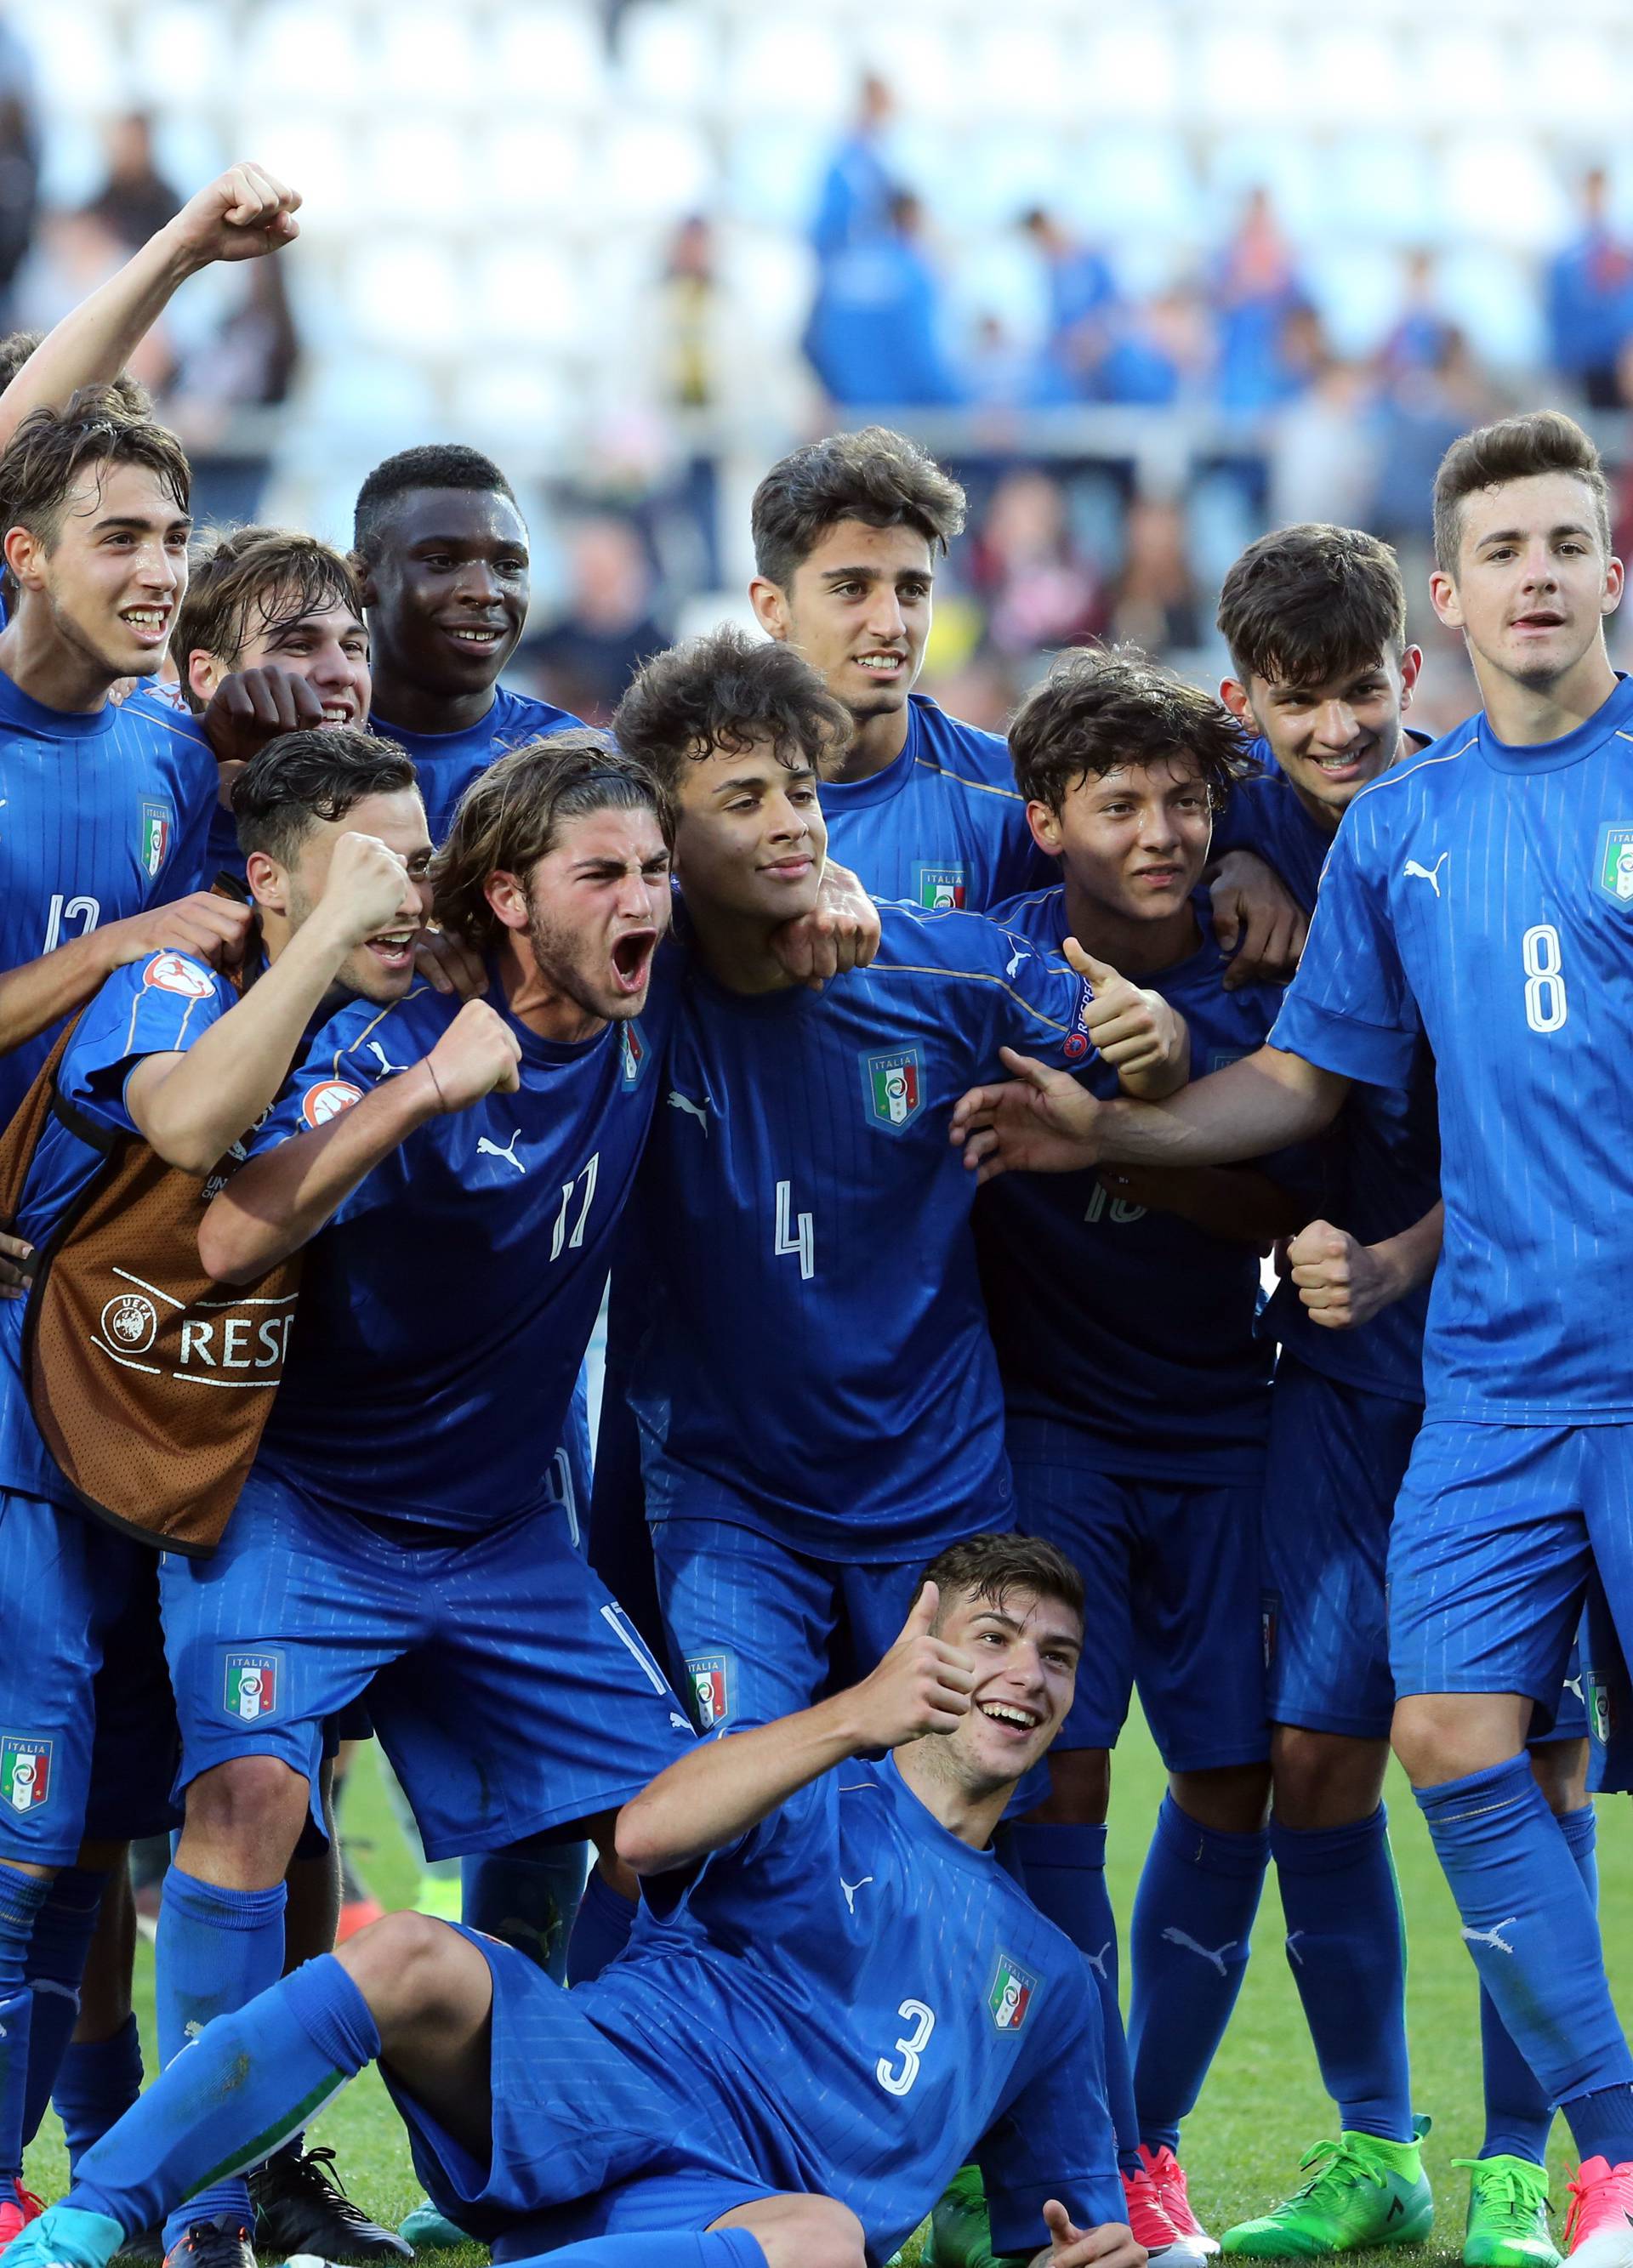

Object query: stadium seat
[240,2,370,106]
[490,3,609,112]
[617,2,723,115]
[128,2,234,108]
[723,21,852,123]
[349,238,466,352]
[1078,22,1181,122]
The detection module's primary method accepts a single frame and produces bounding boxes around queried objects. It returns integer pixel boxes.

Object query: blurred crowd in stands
[4,26,1633,745]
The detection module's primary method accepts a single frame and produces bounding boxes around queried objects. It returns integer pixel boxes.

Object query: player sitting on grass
[936,648,1320,2268]
[5,1534,1139,2268]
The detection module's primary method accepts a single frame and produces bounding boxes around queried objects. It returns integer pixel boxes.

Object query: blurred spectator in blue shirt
[811,74,898,259]
[1020,207,1117,399]
[1547,167,1633,408]
[1209,186,1311,412]
[803,190,964,407]
[1380,250,1459,388]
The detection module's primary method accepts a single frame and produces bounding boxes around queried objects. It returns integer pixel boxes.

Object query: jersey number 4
[774,1179,814,1279]
[875,1998,936,2096]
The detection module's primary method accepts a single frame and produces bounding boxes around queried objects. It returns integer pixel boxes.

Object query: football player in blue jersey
[1209,524,1593,2267]
[748,427,1048,910]
[0,727,430,2263]
[0,394,250,1181]
[949,411,1633,2268]
[3,1533,1142,2268]
[959,649,1316,2266]
[608,627,1184,1755]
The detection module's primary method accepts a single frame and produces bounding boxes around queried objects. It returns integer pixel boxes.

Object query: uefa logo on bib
[1595,823,1633,905]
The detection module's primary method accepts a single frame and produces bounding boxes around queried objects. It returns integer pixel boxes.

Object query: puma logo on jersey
[1461,1917,1518,1955]
[366,1039,410,1077]
[1403,854,1449,896]
[476,1131,526,1174]
[840,1875,874,1914]
[668,1090,711,1135]
[1004,945,1026,979]
[1162,1927,1236,1975]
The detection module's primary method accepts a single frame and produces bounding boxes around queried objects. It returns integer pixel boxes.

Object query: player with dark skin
[360,482,530,740]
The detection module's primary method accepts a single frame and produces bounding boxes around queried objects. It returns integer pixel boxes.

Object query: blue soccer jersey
[0,947,244,1509]
[819,693,1050,909]
[1272,677,1633,1422]
[0,674,216,1124]
[628,906,1096,1558]
[1215,741,1440,1405]
[247,976,667,1529]
[976,885,1317,1480]
[369,684,583,845]
[588,1753,1120,2259]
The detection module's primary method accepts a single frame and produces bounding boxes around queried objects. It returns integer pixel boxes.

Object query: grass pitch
[26,1719,1633,2267]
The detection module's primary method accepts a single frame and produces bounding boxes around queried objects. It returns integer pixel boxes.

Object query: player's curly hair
[1216,524,1408,692]
[1008,645,1255,816]
[174,526,365,712]
[431,730,673,950]
[232,725,418,868]
[751,426,966,590]
[352,443,520,564]
[612,624,852,794]
[0,384,190,549]
[921,1533,1085,1629]
[1431,409,1611,574]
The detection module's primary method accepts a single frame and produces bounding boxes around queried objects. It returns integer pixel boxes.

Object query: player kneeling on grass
[8,1536,1137,2268]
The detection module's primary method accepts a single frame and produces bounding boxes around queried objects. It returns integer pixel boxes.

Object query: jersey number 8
[1521,924,1568,1034]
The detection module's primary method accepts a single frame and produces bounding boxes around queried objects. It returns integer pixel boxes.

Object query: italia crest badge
[1595,823,1633,904]
[223,1651,282,1724]
[861,1045,925,1134]
[686,1651,731,1731]
[913,864,966,911]
[0,1737,51,1816]
[139,799,173,879]
[621,1020,649,1090]
[987,1953,1038,2032]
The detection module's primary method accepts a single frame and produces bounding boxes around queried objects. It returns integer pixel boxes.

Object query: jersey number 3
[1521,923,1568,1034]
[875,1998,936,2097]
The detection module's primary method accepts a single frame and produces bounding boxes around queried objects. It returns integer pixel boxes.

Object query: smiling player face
[505,803,673,1026]
[280,788,435,1003]
[758,519,935,734]
[1033,754,1215,928]
[1224,645,1419,827]
[934,1585,1082,1791]
[12,459,191,685]
[1431,470,1624,696]
[670,736,828,929]
[362,486,530,710]
[191,588,372,727]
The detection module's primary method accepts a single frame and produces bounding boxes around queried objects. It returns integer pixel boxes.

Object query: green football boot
[1222,2131,1434,2258]
[1455,2156,1561,2268]
[921,2163,1001,2267]
[398,2197,472,2250]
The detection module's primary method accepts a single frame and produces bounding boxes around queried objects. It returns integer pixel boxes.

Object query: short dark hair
[175,526,365,712]
[1217,524,1408,690]
[0,332,151,416]
[232,725,418,867]
[431,730,672,950]
[612,624,852,797]
[1009,645,1254,816]
[921,1532,1084,1630]
[750,425,966,590]
[353,443,519,564]
[0,385,191,550]
[1432,410,1612,574]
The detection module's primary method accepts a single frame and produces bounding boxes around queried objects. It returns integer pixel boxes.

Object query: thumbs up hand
[851,1583,977,1747]
[1063,939,1189,1097]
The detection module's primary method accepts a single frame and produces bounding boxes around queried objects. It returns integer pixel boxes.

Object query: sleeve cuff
[1269,994,1420,1093]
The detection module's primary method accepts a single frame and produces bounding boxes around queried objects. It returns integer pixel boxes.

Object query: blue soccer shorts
[1389,1418,1633,1735]
[0,1489,179,1866]
[649,1511,932,1733]
[384,1925,781,2250]
[158,1468,696,1861]
[1007,1421,1267,1772]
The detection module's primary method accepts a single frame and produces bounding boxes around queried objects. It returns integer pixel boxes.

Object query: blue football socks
[154,1869,287,2249]
[1129,1793,1269,2155]
[463,1843,589,1984]
[0,1865,48,2182]
[506,2233,765,2265]
[20,1867,105,2151]
[1010,1820,1142,2168]
[1477,1801,1599,2163]
[53,2015,144,2180]
[1270,1807,1414,2141]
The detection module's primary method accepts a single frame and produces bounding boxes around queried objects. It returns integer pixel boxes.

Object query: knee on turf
[183,1754,310,1874]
